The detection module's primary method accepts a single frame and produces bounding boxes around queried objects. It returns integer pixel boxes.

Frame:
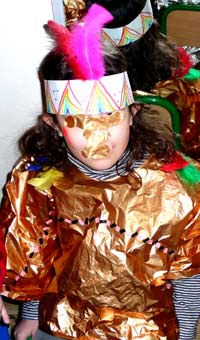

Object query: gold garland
[63,0,86,25]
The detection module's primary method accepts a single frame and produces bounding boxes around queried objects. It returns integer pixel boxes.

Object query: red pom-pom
[174,47,194,78]
[160,152,189,172]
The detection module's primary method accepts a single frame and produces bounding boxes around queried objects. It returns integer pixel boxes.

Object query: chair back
[160,4,200,47]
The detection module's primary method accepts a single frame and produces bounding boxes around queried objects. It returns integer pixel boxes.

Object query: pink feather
[48,4,113,80]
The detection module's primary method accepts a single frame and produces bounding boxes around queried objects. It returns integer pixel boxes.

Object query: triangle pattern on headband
[120,73,135,107]
[86,80,121,115]
[102,0,154,46]
[45,72,134,116]
[46,83,58,115]
[59,83,83,115]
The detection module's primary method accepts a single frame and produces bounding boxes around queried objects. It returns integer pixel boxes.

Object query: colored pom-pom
[27,164,43,172]
[184,68,200,81]
[160,152,189,172]
[28,168,64,190]
[161,152,200,185]
[177,162,200,185]
[175,47,194,78]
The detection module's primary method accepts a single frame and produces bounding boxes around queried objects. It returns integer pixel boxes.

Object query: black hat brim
[85,0,147,28]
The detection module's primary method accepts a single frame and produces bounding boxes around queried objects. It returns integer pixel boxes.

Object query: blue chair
[0,324,9,340]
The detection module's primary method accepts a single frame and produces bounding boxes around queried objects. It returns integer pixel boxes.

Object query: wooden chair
[160,4,200,47]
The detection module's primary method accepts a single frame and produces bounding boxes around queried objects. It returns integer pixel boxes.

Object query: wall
[0,0,53,199]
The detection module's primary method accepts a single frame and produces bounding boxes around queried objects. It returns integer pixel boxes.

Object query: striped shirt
[172,274,200,340]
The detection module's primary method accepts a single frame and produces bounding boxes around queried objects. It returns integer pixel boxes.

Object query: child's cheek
[61,126,72,144]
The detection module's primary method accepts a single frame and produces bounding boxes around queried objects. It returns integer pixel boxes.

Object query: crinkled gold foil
[153,79,200,161]
[63,0,86,25]
[64,112,124,159]
[64,111,124,129]
[82,130,111,158]
[2,157,200,339]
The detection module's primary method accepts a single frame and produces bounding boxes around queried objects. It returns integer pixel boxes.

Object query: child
[2,4,200,340]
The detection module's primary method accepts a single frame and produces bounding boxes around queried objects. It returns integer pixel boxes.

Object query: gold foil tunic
[2,157,200,339]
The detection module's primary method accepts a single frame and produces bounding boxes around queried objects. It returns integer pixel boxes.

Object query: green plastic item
[26,337,32,340]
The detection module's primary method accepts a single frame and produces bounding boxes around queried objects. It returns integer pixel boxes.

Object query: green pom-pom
[184,68,200,81]
[177,163,200,185]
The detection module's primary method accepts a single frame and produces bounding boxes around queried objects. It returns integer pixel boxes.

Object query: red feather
[47,20,86,79]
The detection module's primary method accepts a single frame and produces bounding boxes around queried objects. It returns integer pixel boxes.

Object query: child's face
[57,107,133,170]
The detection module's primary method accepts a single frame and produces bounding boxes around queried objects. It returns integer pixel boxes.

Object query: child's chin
[84,158,117,171]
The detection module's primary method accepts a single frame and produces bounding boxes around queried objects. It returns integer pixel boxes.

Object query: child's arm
[14,319,39,340]
[13,301,39,340]
[172,274,200,340]
[1,160,62,303]
[168,201,200,279]
[0,296,10,324]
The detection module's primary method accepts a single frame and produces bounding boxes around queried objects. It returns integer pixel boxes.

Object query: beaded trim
[13,212,174,285]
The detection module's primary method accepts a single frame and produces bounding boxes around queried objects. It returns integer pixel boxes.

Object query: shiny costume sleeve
[0,195,13,290]
[166,200,200,279]
[0,229,6,290]
[2,158,62,301]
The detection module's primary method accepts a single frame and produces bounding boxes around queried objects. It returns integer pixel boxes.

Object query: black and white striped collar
[67,149,144,181]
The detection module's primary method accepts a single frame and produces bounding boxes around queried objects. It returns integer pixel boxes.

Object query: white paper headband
[45,72,134,116]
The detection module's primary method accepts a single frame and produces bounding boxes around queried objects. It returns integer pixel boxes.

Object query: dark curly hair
[84,1,179,91]
[19,43,175,171]
[121,22,179,92]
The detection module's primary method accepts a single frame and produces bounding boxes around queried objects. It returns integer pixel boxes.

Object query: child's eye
[107,110,120,116]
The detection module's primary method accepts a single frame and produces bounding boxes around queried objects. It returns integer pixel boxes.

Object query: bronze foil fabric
[63,0,86,25]
[153,79,200,161]
[2,157,200,339]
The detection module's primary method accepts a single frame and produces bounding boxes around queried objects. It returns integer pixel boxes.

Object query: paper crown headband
[102,0,154,46]
[63,1,152,46]
[45,72,134,116]
[45,4,134,116]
